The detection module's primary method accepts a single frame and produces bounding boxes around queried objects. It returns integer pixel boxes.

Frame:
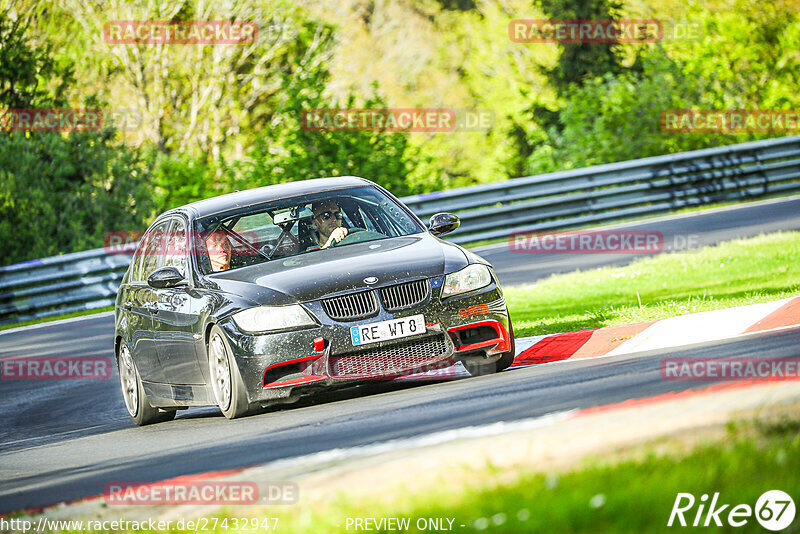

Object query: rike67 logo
[668,490,796,531]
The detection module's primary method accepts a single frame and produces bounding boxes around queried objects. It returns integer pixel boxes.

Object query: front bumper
[218,276,511,405]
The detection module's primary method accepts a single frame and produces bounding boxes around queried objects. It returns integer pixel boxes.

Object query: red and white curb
[400,296,800,379]
[511,296,800,367]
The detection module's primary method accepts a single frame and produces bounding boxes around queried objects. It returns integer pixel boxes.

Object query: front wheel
[207,325,251,419]
[463,351,515,377]
[464,318,516,376]
[118,341,176,426]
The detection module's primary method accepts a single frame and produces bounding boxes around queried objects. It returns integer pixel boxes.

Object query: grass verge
[505,231,800,337]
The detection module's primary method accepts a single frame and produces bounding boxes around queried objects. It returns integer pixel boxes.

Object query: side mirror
[428,213,460,237]
[148,266,186,289]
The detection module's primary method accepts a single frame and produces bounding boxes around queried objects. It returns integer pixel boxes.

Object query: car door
[127,221,170,384]
[150,217,206,385]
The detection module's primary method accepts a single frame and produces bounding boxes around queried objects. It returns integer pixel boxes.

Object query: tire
[464,318,516,377]
[117,341,176,426]
[207,325,251,419]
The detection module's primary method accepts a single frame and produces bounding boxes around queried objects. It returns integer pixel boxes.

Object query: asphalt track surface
[1,197,799,514]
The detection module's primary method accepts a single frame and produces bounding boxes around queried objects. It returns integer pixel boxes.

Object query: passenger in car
[205,230,232,271]
[310,200,349,249]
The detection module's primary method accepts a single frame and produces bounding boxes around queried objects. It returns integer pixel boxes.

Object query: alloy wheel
[118,344,138,417]
[209,333,232,411]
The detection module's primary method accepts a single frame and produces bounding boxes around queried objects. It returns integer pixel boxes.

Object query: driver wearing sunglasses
[311,199,349,249]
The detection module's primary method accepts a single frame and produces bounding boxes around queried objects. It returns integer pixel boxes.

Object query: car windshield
[194,185,424,274]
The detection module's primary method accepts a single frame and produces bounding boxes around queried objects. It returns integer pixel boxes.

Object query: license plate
[350,314,426,346]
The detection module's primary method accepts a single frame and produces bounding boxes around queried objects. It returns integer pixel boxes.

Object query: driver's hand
[322,227,348,248]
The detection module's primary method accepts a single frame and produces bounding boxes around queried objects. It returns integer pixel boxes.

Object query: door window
[164,219,189,278]
[138,221,169,282]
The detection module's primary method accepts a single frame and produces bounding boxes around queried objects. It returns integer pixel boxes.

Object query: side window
[129,241,147,283]
[140,221,169,281]
[164,219,188,278]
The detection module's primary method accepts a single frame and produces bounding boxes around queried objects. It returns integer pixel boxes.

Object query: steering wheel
[330,226,366,247]
[330,227,389,247]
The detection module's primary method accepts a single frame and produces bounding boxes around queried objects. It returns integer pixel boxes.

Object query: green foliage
[150,152,219,212]
[528,0,800,173]
[0,128,154,265]
[528,49,741,172]
[0,11,152,266]
[537,0,627,92]
[404,1,552,190]
[3,0,800,266]
[0,8,73,108]
[47,0,345,160]
[245,74,420,196]
[670,0,800,110]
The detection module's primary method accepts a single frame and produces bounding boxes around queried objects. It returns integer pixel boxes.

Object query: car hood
[205,234,470,305]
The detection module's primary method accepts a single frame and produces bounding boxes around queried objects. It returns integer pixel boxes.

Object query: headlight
[232,304,316,333]
[442,264,492,298]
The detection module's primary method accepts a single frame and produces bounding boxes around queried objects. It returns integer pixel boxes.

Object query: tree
[531,0,631,136]
[0,8,73,108]
[243,66,419,196]
[0,10,153,266]
[537,0,627,92]
[61,0,338,161]
[529,50,727,171]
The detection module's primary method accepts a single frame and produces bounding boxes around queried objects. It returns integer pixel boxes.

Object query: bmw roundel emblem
[364,276,379,285]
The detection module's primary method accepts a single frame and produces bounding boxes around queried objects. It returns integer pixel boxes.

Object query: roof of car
[177,176,374,218]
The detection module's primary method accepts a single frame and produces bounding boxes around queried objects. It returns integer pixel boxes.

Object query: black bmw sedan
[114,177,514,425]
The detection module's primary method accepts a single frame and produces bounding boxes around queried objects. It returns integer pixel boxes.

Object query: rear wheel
[118,341,176,426]
[208,325,251,419]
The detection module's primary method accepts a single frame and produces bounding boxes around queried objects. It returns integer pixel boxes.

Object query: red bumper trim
[448,319,510,354]
[263,375,326,389]
[262,353,324,388]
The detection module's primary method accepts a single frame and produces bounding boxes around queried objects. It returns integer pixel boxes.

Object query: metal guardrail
[403,135,800,244]
[2,135,799,325]
[0,248,130,325]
